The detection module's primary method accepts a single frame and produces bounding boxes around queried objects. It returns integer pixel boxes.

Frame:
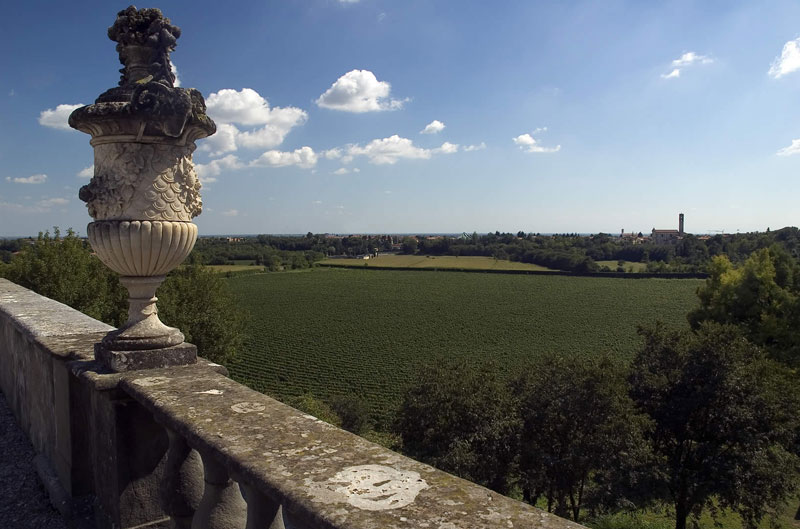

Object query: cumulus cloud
[77,165,94,179]
[513,132,560,153]
[200,88,307,155]
[769,38,800,79]
[316,70,406,112]
[333,167,361,175]
[323,148,343,159]
[222,209,239,217]
[435,142,459,154]
[6,174,47,184]
[171,62,181,87]
[464,142,487,151]
[346,135,457,164]
[250,146,318,169]
[421,120,445,134]
[661,52,713,80]
[38,104,83,130]
[777,139,800,156]
[195,154,244,183]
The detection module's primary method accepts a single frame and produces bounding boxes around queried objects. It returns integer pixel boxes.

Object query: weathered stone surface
[121,369,586,529]
[0,279,114,339]
[82,143,202,221]
[96,342,197,372]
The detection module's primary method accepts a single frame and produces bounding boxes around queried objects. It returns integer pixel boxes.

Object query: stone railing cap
[121,367,585,529]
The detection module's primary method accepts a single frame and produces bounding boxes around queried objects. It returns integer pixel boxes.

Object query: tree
[512,355,649,522]
[401,236,418,255]
[329,394,371,434]
[1,229,243,365]
[1,228,127,325]
[688,247,800,365]
[395,360,519,494]
[629,323,800,529]
[156,263,244,364]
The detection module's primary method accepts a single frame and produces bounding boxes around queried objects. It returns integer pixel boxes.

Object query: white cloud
[37,197,68,208]
[421,120,446,134]
[316,70,406,112]
[323,148,343,159]
[222,209,239,217]
[347,135,431,164]
[345,135,459,164]
[769,38,800,79]
[777,139,800,156]
[6,174,47,184]
[672,52,713,67]
[333,167,361,175]
[201,88,307,154]
[464,142,487,151]
[195,154,244,182]
[661,52,713,80]
[513,132,560,153]
[435,142,459,154]
[250,146,318,169]
[171,62,181,87]
[38,104,83,130]
[77,165,94,179]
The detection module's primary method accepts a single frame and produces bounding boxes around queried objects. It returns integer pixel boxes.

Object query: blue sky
[3,0,800,236]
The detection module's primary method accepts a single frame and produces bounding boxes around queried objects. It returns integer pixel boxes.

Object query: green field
[206,264,263,273]
[596,260,649,272]
[320,254,554,271]
[226,268,702,425]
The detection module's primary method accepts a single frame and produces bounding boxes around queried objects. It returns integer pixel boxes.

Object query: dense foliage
[512,355,650,522]
[395,361,519,494]
[0,229,243,364]
[630,323,800,529]
[689,246,800,365]
[157,264,244,365]
[0,228,127,325]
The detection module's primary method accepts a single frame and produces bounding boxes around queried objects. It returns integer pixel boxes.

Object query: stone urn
[69,6,216,371]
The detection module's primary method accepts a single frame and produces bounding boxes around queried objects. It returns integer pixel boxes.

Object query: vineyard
[226,268,702,425]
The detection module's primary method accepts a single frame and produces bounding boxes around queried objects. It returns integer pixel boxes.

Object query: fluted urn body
[70,6,215,370]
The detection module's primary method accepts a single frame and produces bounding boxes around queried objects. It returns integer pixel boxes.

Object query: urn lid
[68,6,215,142]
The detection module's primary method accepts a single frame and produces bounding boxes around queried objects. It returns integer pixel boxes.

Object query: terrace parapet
[0,278,586,529]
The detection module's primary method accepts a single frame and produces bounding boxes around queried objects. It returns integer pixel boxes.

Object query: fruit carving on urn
[69,6,216,371]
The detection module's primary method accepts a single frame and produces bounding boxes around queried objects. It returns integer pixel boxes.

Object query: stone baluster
[192,451,247,529]
[160,428,204,529]
[239,482,286,529]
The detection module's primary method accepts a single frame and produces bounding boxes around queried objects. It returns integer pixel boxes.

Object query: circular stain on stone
[330,464,428,511]
[231,402,266,413]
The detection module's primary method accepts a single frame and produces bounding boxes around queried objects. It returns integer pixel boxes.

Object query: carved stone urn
[69,6,216,371]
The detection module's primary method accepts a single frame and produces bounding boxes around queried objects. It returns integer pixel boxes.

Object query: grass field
[596,260,649,272]
[226,267,702,425]
[205,264,263,273]
[320,254,555,271]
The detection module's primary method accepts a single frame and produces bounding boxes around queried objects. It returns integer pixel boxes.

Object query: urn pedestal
[69,6,216,372]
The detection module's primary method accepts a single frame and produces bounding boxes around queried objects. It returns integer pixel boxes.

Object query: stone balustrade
[0,278,585,529]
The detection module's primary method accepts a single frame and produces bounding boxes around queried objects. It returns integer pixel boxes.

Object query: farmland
[226,267,702,425]
[319,254,554,271]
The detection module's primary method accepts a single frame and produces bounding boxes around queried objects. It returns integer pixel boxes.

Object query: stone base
[95,342,197,372]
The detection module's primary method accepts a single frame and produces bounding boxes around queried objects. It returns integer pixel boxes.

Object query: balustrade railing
[120,365,584,529]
